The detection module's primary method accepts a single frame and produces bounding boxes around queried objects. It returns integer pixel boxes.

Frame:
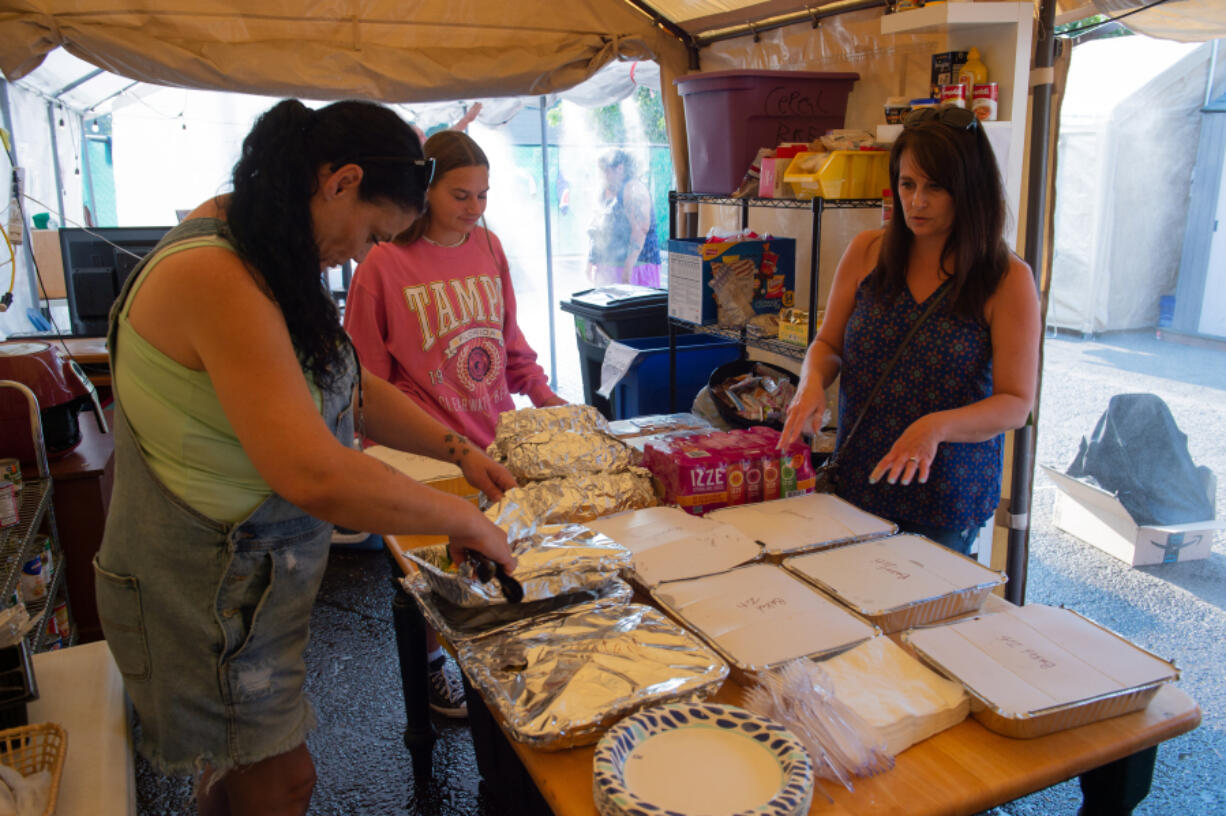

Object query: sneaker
[427,654,468,718]
[331,526,370,545]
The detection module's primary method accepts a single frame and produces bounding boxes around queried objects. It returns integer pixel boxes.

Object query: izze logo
[688,464,726,490]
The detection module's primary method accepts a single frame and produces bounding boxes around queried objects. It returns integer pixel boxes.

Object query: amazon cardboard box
[1041,465,1224,566]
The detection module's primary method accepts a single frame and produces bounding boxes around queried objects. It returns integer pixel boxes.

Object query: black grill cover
[1068,393,1214,526]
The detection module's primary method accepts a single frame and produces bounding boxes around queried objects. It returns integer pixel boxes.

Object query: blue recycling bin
[605,334,741,420]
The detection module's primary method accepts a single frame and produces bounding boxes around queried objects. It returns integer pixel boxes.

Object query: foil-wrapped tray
[651,563,878,679]
[782,535,1006,633]
[401,571,633,645]
[484,469,657,534]
[488,404,609,459]
[902,604,1180,739]
[458,604,729,750]
[403,524,631,607]
[501,429,635,482]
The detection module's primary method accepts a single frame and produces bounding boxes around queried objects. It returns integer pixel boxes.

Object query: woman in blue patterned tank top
[780,106,1041,554]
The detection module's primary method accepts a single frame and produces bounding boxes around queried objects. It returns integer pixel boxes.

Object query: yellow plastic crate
[817,150,891,199]
[782,151,827,199]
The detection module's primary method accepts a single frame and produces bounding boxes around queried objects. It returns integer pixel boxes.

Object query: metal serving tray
[458,603,728,750]
[404,524,630,607]
[782,535,1006,633]
[401,571,633,646]
[902,605,1179,739]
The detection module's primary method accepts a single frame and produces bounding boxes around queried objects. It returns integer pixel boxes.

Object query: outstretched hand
[778,381,827,450]
[869,414,943,486]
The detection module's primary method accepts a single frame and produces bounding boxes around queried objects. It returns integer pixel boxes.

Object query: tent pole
[538,97,558,390]
[79,111,97,227]
[46,101,67,226]
[1007,0,1059,606]
[1,81,41,315]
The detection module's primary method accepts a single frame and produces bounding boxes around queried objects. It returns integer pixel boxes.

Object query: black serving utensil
[471,553,524,604]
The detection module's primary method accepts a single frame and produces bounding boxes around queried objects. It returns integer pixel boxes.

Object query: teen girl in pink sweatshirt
[346,130,564,451]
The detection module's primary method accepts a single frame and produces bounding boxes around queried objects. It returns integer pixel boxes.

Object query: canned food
[972,82,999,121]
[0,481,17,528]
[940,84,968,108]
[53,601,70,635]
[0,459,21,494]
[884,96,911,125]
[20,556,47,601]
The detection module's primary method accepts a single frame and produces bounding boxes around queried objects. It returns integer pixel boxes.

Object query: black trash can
[560,285,677,419]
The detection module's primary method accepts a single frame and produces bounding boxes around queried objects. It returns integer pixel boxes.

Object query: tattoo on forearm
[443,432,471,463]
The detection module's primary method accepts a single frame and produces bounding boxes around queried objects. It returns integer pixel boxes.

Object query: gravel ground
[996,329,1226,816]
[133,328,1226,815]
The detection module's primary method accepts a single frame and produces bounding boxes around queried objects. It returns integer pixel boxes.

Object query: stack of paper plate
[593,702,814,816]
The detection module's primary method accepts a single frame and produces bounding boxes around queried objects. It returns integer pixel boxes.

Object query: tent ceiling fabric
[1090,0,1226,42]
[0,0,688,104]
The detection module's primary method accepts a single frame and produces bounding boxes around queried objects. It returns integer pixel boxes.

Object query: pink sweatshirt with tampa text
[345,228,555,448]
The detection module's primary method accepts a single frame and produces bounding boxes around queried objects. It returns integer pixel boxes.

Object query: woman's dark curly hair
[871,116,1010,324]
[226,99,425,388]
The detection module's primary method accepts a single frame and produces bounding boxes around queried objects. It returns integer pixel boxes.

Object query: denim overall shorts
[92,219,356,776]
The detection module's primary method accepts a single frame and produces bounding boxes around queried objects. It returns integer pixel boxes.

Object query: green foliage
[635,86,668,145]
[1055,14,1134,40]
[591,103,626,143]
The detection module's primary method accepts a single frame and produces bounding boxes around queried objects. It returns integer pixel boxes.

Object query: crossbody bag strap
[828,280,952,465]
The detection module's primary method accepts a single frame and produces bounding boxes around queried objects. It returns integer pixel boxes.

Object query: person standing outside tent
[587,148,662,287]
[779,105,1041,555]
[94,98,517,816]
[345,130,565,717]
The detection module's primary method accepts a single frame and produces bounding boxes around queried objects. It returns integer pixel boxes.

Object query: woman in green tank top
[96,99,518,816]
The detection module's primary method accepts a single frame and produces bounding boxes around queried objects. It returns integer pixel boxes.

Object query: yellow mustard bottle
[958,47,988,94]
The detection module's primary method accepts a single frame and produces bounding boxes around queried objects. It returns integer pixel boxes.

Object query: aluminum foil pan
[401,571,633,645]
[404,524,631,607]
[484,469,657,535]
[781,536,1006,633]
[901,605,1180,739]
[488,404,609,459]
[501,429,635,482]
[650,564,879,681]
[458,604,729,750]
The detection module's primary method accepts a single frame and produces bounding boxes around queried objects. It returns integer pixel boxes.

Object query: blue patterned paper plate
[593,702,814,816]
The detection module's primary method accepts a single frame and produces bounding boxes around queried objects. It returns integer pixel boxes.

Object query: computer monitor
[57,227,172,336]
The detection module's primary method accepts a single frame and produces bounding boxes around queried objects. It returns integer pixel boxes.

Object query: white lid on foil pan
[585,505,762,588]
[782,534,1005,630]
[902,604,1179,737]
[652,563,878,675]
[707,493,896,556]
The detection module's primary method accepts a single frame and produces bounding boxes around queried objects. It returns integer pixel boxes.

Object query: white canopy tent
[2,0,1225,602]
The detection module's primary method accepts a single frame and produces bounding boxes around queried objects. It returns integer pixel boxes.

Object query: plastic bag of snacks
[711,363,797,426]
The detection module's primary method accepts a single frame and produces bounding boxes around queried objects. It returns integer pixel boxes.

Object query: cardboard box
[667,237,796,326]
[930,50,969,98]
[1041,465,1224,566]
[757,156,792,199]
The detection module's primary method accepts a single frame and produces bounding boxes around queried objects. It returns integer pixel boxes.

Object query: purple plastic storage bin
[675,70,860,194]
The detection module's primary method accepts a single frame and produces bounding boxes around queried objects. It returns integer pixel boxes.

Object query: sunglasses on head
[339,156,436,188]
[903,105,978,131]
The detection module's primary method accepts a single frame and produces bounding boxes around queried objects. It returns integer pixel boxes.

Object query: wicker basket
[0,722,67,816]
